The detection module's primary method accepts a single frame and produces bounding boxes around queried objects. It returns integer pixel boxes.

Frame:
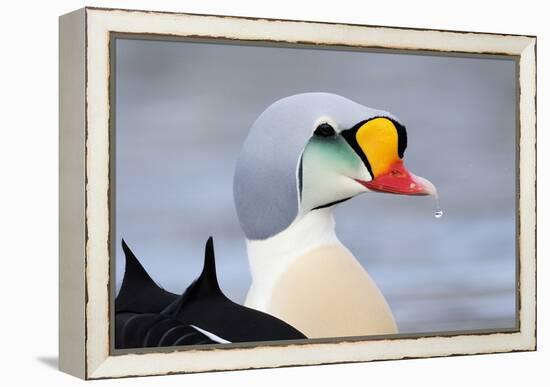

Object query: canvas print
[113,38,517,350]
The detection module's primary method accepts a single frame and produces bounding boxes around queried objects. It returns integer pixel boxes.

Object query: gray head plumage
[233,92,398,240]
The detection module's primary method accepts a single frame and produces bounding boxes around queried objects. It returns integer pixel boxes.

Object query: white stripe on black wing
[189,325,231,344]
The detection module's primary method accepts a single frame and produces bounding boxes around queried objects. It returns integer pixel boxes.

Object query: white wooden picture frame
[59,7,536,380]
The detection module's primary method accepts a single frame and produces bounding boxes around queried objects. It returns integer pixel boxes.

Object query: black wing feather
[115,237,306,349]
[116,239,178,314]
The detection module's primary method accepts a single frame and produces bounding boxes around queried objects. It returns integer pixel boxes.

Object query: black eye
[314,123,336,137]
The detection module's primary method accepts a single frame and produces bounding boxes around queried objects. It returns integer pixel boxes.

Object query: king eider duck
[115,237,305,349]
[234,92,437,338]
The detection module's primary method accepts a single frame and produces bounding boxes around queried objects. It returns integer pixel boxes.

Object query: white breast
[244,208,339,312]
[244,208,398,338]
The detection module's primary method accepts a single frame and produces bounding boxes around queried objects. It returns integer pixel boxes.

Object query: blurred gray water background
[115,38,517,334]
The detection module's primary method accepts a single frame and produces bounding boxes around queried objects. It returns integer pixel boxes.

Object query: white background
[0,0,546,385]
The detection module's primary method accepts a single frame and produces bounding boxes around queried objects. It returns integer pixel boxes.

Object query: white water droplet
[433,195,443,219]
[414,175,443,219]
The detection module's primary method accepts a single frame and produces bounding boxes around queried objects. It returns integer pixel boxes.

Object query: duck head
[234,93,436,240]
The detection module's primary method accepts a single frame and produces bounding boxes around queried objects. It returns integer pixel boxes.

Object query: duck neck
[246,208,341,284]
